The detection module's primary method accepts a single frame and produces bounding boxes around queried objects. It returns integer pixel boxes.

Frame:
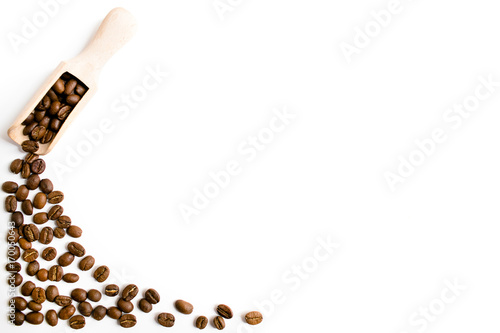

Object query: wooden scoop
[8,7,137,155]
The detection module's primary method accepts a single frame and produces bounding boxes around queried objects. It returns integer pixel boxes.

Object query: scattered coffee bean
[39,227,53,244]
[21,281,36,296]
[21,162,31,179]
[8,227,20,243]
[54,295,72,307]
[10,159,23,174]
[36,269,48,282]
[105,284,119,296]
[68,314,85,329]
[21,199,33,215]
[28,300,42,312]
[46,285,59,302]
[213,316,225,330]
[78,256,95,271]
[26,174,40,190]
[67,242,85,257]
[93,265,109,282]
[11,246,21,260]
[58,252,75,266]
[13,296,27,311]
[92,305,107,320]
[23,224,39,242]
[217,304,233,319]
[11,211,24,228]
[31,287,46,304]
[119,314,137,328]
[24,153,39,163]
[14,273,23,286]
[21,140,39,153]
[59,305,76,320]
[5,195,17,212]
[62,273,79,283]
[31,159,46,174]
[118,298,134,313]
[53,227,66,238]
[158,313,175,327]
[78,301,93,317]
[196,316,208,329]
[48,265,63,281]
[13,311,25,326]
[19,238,31,250]
[6,262,21,273]
[56,215,71,228]
[138,298,152,313]
[87,289,101,302]
[122,284,139,301]
[25,311,44,325]
[46,309,58,326]
[33,193,47,209]
[33,212,48,224]
[67,225,82,238]
[107,306,122,319]
[145,288,160,304]
[47,190,64,204]
[175,299,193,314]
[22,248,38,262]
[48,205,63,220]
[26,260,40,276]
[71,288,87,302]
[15,185,29,201]
[39,179,53,193]
[244,311,263,325]
[2,181,18,193]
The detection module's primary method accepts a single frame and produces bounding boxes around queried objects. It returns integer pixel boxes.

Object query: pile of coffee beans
[6,139,263,329]
[21,72,88,145]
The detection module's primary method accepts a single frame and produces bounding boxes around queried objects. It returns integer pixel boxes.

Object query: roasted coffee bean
[30,126,47,141]
[24,153,39,163]
[21,200,33,215]
[48,206,63,221]
[49,100,61,116]
[31,159,46,174]
[75,84,86,96]
[37,95,51,110]
[46,309,58,326]
[22,248,38,262]
[11,246,21,260]
[57,105,72,120]
[14,273,23,286]
[26,174,40,190]
[21,140,39,153]
[6,262,21,273]
[67,225,82,238]
[158,313,175,327]
[23,122,37,136]
[48,265,63,281]
[93,265,109,282]
[119,314,137,328]
[23,112,36,124]
[175,300,193,314]
[78,302,93,317]
[213,316,225,330]
[41,247,57,261]
[15,185,29,201]
[36,269,48,282]
[21,281,36,296]
[244,311,263,325]
[11,211,24,228]
[39,179,53,193]
[7,227,20,242]
[32,287,46,304]
[87,289,101,302]
[47,190,64,203]
[33,193,47,209]
[39,116,51,129]
[78,256,95,271]
[67,242,85,257]
[13,296,27,311]
[2,181,18,193]
[39,227,53,244]
[10,159,23,174]
[107,306,122,319]
[216,304,233,319]
[105,284,119,296]
[26,261,40,276]
[23,224,39,242]
[56,215,71,228]
[26,311,44,325]
[54,295,72,307]
[33,212,48,224]
[53,227,66,238]
[145,288,160,304]
[65,79,77,95]
[196,316,208,329]
[19,238,31,250]
[52,78,65,94]
[34,110,46,122]
[92,305,107,321]
[122,284,139,301]
[50,118,62,131]
[71,288,87,302]
[66,94,80,106]
[138,299,152,313]
[117,298,134,313]
[46,285,59,302]
[5,195,17,212]
[13,311,25,326]
[59,304,76,320]
[40,130,55,144]
[20,163,31,179]
[63,273,79,283]
[47,89,58,102]
[28,300,43,312]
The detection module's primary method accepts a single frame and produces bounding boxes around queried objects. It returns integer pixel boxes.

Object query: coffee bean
[26,174,40,190]
[22,248,38,262]
[46,309,58,326]
[47,190,64,203]
[26,261,39,276]
[75,84,86,96]
[46,285,59,302]
[41,247,57,262]
[21,140,39,153]
[5,195,17,212]
[49,118,62,131]
[65,79,77,95]
[66,94,80,106]
[48,206,63,220]
[216,304,233,319]
[13,296,27,311]
[213,316,225,330]
[21,281,36,296]
[67,225,82,238]
[36,268,48,281]
[53,227,66,238]
[78,256,95,271]
[32,287,46,304]
[6,262,21,273]
[19,238,30,250]
[33,212,48,224]
[63,273,79,283]
[39,227,53,244]
[69,315,86,329]
[28,300,42,312]
[175,299,193,314]
[59,304,76,320]
[52,78,65,94]
[196,316,208,329]
[56,215,71,228]
[48,265,63,281]
[15,185,29,201]
[47,89,58,102]
[38,94,52,110]
[122,284,139,301]
[244,311,263,325]
[87,289,101,302]
[119,314,137,328]
[33,193,47,209]
[138,299,152,313]
[2,181,18,193]
[21,200,33,215]
[26,311,44,325]
[92,305,107,320]
[145,288,160,304]
[34,110,45,122]
[107,306,122,319]
[39,179,53,194]
[42,130,55,144]
[118,298,134,313]
[105,284,119,296]
[10,159,23,174]
[11,246,21,260]
[14,273,23,286]
[21,162,31,179]
[57,105,72,120]
[11,211,24,228]
[39,116,51,129]
[8,227,20,243]
[23,112,36,124]
[31,159,46,174]
[49,100,61,116]
[23,224,39,242]
[158,313,175,327]
[23,122,37,136]
[67,242,85,257]
[54,295,72,307]
[24,152,39,163]
[71,288,87,302]
[93,265,109,282]
[30,126,47,141]
[13,311,25,326]
[78,301,93,317]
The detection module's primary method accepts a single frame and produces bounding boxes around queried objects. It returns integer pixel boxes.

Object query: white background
[1,0,500,332]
